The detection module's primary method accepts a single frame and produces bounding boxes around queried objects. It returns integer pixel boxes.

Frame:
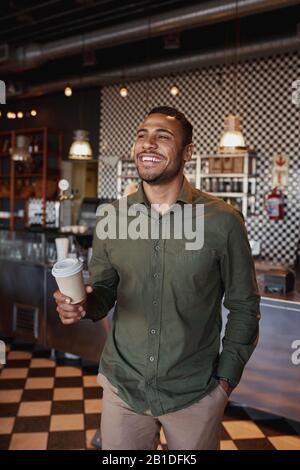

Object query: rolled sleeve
[217,210,261,386]
[86,224,119,322]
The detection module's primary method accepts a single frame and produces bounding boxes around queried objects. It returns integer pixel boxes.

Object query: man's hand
[53,286,93,325]
[218,379,233,397]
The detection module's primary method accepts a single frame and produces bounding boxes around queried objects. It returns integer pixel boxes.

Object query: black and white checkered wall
[98,51,300,265]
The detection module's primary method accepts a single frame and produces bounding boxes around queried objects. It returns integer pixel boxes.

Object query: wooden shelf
[0,196,29,200]
[200,153,253,158]
[15,173,43,178]
[209,192,245,197]
[0,127,63,230]
[14,196,32,200]
[200,173,256,178]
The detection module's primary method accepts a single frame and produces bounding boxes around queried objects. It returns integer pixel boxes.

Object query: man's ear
[183,143,193,162]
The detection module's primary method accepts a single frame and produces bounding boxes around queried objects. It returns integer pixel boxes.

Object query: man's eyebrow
[136,128,174,136]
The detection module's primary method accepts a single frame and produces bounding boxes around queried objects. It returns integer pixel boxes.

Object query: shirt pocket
[165,239,218,284]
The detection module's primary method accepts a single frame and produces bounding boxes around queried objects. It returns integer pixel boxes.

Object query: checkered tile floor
[0,340,300,450]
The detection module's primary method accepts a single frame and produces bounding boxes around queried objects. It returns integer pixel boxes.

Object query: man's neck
[142,174,184,211]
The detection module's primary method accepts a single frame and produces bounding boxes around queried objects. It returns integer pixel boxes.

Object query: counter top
[255,261,300,305]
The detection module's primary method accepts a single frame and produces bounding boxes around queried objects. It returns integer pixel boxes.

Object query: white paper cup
[55,238,69,261]
[52,258,86,304]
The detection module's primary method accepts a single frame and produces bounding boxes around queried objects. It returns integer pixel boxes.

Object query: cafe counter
[0,229,108,363]
[229,267,300,421]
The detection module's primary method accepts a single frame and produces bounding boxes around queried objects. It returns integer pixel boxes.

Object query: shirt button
[149,356,155,362]
[154,245,160,251]
[150,329,156,335]
[153,273,159,279]
[153,300,158,306]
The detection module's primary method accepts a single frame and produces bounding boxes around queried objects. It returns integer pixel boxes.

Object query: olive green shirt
[87,176,260,416]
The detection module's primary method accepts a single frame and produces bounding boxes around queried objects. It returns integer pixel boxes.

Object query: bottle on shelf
[33,136,39,153]
[224,179,231,193]
[205,177,211,192]
[219,178,224,192]
[211,177,218,192]
[28,137,34,154]
[232,178,237,192]
[248,179,256,195]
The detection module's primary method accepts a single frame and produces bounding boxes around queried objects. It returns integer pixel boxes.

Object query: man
[54,106,260,450]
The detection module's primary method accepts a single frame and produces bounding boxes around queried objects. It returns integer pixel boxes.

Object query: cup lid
[51,258,83,278]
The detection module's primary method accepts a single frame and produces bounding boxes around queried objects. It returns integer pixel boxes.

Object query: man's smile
[138,153,166,167]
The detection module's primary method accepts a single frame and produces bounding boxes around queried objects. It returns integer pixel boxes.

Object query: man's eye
[159,135,169,139]
[136,134,145,139]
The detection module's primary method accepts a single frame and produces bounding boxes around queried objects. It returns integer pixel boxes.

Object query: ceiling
[1,0,300,98]
[0,0,208,46]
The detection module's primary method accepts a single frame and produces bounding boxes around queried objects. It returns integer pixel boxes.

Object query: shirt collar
[129,175,193,206]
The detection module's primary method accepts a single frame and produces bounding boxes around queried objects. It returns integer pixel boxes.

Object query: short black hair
[147,106,193,147]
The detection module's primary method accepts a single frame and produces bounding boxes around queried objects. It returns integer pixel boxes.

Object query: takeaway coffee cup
[52,258,86,304]
[55,237,69,261]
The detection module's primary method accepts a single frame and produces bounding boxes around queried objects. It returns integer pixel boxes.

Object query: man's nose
[142,135,158,149]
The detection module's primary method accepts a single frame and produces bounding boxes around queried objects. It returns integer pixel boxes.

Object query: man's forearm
[216,296,260,386]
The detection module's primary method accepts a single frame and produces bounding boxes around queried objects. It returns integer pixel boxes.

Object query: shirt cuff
[85,291,107,322]
[216,354,244,388]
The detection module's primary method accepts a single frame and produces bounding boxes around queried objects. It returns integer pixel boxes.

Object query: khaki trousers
[98,373,228,450]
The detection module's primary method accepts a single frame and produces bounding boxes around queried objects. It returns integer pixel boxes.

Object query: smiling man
[54,106,261,450]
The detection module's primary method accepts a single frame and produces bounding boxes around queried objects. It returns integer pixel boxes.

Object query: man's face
[133,113,191,184]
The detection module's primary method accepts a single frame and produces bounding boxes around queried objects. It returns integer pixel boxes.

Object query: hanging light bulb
[119,86,128,98]
[218,115,247,154]
[68,129,93,161]
[30,109,37,117]
[7,112,16,119]
[11,135,31,162]
[17,111,23,119]
[64,85,73,97]
[170,85,179,97]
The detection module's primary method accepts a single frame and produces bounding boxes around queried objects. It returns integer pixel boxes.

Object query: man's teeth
[141,156,162,162]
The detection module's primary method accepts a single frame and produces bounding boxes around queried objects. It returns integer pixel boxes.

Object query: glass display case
[0,229,86,266]
[0,228,108,360]
[0,229,47,264]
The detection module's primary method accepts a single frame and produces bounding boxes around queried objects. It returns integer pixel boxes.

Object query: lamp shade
[11,135,31,162]
[218,115,247,154]
[68,129,93,161]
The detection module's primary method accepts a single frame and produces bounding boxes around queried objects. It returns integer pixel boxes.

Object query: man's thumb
[86,285,93,294]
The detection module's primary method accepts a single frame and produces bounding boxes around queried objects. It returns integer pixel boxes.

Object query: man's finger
[60,310,85,319]
[53,290,64,301]
[56,303,81,313]
[59,311,80,319]
[60,317,81,325]
[53,291,71,304]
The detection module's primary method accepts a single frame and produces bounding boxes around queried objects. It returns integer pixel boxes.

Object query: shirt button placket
[146,237,162,415]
